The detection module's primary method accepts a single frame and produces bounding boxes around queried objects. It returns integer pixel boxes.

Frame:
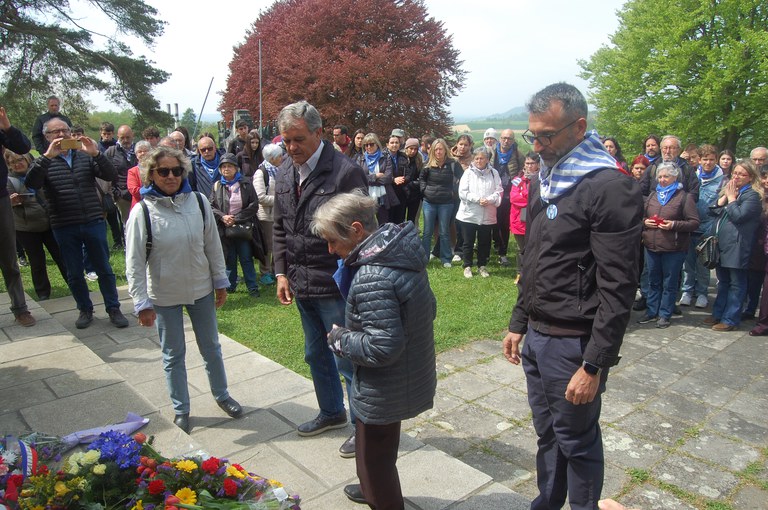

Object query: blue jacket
[712,188,762,269]
[330,222,436,425]
[696,167,723,235]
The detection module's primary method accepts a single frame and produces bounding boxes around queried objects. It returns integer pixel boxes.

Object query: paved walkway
[1,287,766,509]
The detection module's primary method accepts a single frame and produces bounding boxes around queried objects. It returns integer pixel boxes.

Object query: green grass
[5,231,519,378]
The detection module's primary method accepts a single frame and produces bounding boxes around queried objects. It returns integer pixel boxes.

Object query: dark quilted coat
[329,222,437,425]
[25,152,117,229]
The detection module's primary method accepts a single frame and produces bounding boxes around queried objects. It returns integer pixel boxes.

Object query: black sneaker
[248,288,260,298]
[632,297,647,311]
[656,317,671,329]
[343,484,367,505]
[672,305,683,317]
[339,433,356,458]
[297,412,347,437]
[76,309,94,329]
[636,314,657,324]
[107,308,129,328]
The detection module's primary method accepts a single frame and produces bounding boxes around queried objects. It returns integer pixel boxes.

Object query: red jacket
[509,172,531,235]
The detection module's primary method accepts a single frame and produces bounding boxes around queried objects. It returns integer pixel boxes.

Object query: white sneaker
[479,266,490,278]
[429,254,437,260]
[463,267,473,278]
[443,262,452,268]
[695,295,708,308]
[452,254,462,263]
[678,292,692,306]
[85,272,98,281]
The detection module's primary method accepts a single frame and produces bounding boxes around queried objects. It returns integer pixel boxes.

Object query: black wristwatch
[582,361,602,376]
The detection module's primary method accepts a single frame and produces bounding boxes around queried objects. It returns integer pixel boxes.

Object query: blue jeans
[522,329,607,510]
[680,233,709,296]
[713,266,748,326]
[421,200,453,263]
[53,219,120,311]
[225,238,258,292]
[154,291,229,414]
[296,297,355,423]
[645,249,686,320]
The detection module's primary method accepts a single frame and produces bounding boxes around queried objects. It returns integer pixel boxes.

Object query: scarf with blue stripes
[539,130,621,203]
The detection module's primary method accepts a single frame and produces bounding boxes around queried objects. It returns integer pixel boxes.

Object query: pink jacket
[509,172,531,235]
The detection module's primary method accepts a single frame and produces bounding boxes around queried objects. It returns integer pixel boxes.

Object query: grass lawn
[5,230,518,378]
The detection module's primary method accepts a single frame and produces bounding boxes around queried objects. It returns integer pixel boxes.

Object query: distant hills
[453,106,527,123]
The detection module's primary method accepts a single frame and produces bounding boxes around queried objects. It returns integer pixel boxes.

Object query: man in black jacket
[502,83,642,510]
[25,118,129,330]
[272,101,367,457]
[31,96,72,154]
[0,107,36,327]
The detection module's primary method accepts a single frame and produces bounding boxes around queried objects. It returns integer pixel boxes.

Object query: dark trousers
[389,196,407,225]
[16,229,68,299]
[493,198,511,256]
[356,420,404,510]
[744,269,764,316]
[105,207,124,247]
[752,260,768,334]
[461,222,492,268]
[404,198,421,225]
[0,195,27,316]
[522,328,607,510]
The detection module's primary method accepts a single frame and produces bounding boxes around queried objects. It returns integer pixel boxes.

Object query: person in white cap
[483,128,498,149]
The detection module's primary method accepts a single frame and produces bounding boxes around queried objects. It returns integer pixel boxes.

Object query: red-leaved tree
[220,0,465,138]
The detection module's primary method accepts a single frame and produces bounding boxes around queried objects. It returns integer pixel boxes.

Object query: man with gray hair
[503,83,642,510]
[750,146,768,166]
[272,101,368,457]
[639,135,699,198]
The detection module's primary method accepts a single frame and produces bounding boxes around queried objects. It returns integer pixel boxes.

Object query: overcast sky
[88,0,628,120]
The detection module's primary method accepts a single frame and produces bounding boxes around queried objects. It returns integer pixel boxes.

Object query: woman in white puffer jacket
[456,146,502,278]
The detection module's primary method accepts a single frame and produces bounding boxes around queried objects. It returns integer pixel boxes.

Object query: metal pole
[194,77,215,140]
[259,39,263,133]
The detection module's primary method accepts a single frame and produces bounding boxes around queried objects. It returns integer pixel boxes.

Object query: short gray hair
[473,146,492,160]
[311,191,378,243]
[262,143,283,162]
[527,82,587,120]
[135,140,152,152]
[661,135,681,148]
[751,146,768,158]
[42,118,69,134]
[277,100,322,133]
[139,147,191,185]
[656,161,679,178]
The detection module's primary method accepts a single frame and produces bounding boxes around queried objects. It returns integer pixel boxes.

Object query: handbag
[695,235,719,269]
[225,222,254,240]
[696,212,724,270]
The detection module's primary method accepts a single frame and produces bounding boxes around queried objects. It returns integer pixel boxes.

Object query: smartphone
[60,139,82,150]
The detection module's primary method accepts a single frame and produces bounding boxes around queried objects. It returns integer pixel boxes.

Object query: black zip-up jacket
[508,168,643,368]
[25,151,117,229]
[273,141,368,299]
[419,160,463,204]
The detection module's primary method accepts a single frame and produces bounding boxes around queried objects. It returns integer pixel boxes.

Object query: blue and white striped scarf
[539,130,620,203]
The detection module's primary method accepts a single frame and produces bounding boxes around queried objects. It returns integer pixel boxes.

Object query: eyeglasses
[199,147,215,153]
[154,166,184,177]
[46,128,71,135]
[521,118,580,146]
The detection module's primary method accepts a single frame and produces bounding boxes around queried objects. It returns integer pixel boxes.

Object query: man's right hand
[44,138,64,159]
[276,275,293,305]
[502,331,523,365]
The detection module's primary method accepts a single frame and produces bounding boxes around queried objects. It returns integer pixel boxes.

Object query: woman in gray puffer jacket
[313,192,436,510]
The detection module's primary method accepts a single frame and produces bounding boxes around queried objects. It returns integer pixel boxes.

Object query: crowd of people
[3,85,766,510]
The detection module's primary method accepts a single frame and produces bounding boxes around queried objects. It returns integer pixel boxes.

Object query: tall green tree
[222,0,465,138]
[179,108,197,133]
[0,0,173,133]
[579,0,768,154]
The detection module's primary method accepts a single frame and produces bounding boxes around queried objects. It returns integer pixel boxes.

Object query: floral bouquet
[13,432,300,510]
[1,436,50,508]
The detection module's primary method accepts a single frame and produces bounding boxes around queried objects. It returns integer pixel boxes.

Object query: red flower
[231,463,245,472]
[148,479,166,495]
[134,432,148,444]
[201,456,220,474]
[223,478,238,496]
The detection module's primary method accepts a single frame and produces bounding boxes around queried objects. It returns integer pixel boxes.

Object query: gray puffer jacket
[329,222,437,425]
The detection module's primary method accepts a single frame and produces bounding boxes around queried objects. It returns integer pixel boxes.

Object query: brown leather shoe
[712,323,735,332]
[15,311,36,327]
[702,316,719,325]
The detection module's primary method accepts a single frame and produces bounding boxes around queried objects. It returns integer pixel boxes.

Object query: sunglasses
[154,166,183,177]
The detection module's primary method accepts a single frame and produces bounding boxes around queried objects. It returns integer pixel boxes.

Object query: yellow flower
[54,481,70,497]
[81,450,101,466]
[131,500,144,510]
[30,506,44,510]
[269,479,283,487]
[175,459,198,473]
[92,464,107,475]
[175,487,197,505]
[226,465,246,479]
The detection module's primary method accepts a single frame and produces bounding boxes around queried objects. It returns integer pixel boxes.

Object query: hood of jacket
[348,222,426,272]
